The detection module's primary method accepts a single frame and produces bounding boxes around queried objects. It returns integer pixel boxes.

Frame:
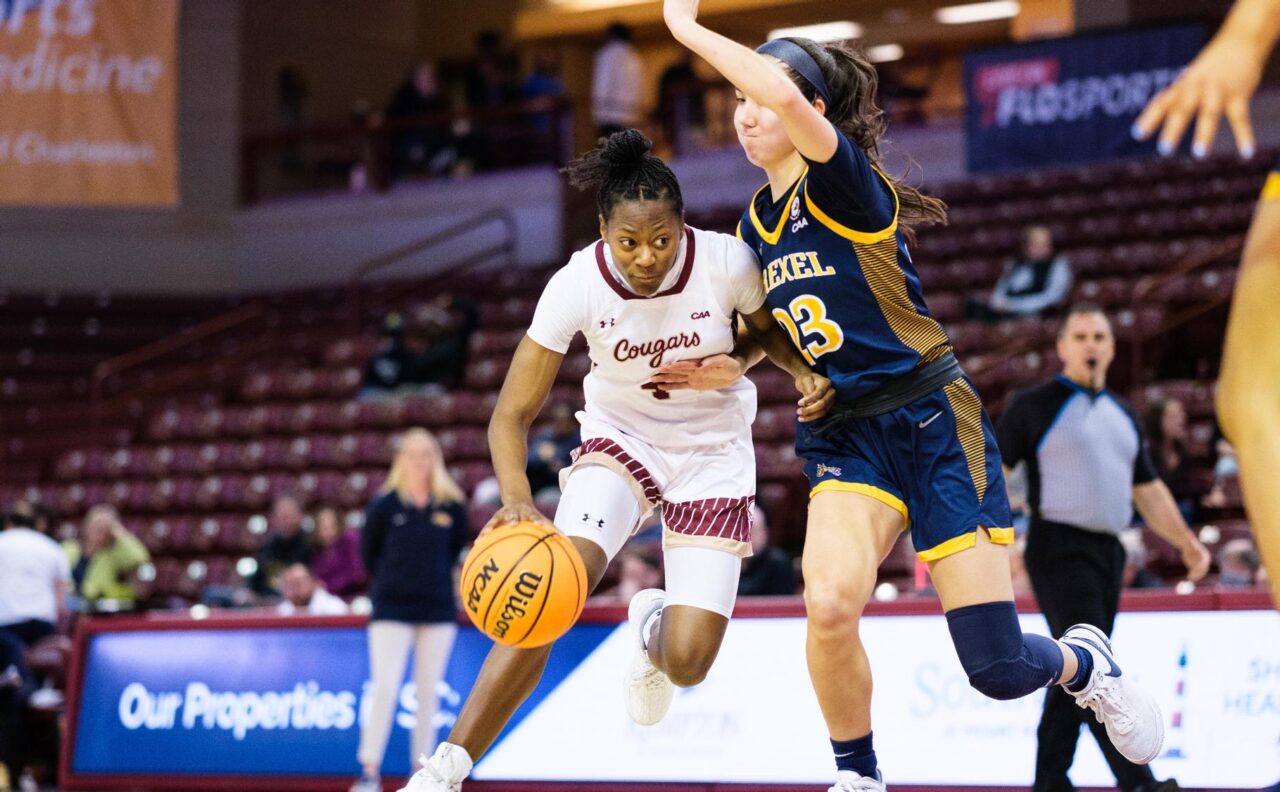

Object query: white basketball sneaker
[830,769,886,792]
[625,587,675,726]
[1062,623,1164,765]
[397,743,472,792]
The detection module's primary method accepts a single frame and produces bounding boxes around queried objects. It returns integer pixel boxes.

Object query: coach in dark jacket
[353,428,470,792]
[997,304,1210,792]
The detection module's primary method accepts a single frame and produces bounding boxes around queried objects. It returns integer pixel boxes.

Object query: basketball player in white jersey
[399,130,832,792]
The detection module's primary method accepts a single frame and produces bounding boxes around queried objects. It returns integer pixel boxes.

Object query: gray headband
[756,38,831,106]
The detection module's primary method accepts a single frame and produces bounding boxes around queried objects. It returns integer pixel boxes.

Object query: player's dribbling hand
[1181,538,1213,582]
[648,354,746,391]
[795,373,834,422]
[1133,30,1264,159]
[481,503,554,537]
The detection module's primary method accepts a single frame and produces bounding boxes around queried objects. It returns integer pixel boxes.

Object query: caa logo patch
[690,310,710,320]
[816,463,843,478]
[790,195,801,220]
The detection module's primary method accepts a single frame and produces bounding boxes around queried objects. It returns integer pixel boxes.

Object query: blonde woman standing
[352,428,470,792]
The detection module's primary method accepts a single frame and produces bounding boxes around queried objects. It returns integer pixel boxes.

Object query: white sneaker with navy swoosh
[1062,623,1164,764]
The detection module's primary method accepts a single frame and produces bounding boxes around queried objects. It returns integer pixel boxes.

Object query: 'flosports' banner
[965,24,1205,173]
[0,0,179,206]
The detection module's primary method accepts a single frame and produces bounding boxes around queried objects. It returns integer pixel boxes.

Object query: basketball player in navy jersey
[1135,0,1280,610]
[661,1,1165,788]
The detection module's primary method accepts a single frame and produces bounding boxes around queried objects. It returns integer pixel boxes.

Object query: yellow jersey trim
[748,171,808,245]
[810,480,909,525]
[1262,172,1280,201]
[803,165,900,244]
[735,220,744,240]
[917,527,1015,563]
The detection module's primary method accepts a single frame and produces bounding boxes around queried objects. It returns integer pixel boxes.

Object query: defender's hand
[1133,34,1264,159]
[795,373,835,422]
[481,503,553,537]
[649,354,746,392]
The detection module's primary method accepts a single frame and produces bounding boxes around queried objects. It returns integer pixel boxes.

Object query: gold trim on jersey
[1263,172,1280,201]
[810,480,909,525]
[854,236,951,361]
[917,527,1014,562]
[735,220,744,240]
[748,170,808,245]
[942,378,988,501]
[663,529,752,558]
[803,166,900,244]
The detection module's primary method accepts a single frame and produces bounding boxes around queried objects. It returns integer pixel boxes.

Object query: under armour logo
[599,318,616,328]
[581,513,604,528]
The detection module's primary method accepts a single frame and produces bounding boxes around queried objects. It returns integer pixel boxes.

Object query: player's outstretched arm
[1217,199,1280,604]
[647,315,764,393]
[740,306,835,421]
[484,335,564,533]
[1134,0,1280,158]
[1132,481,1212,582]
[663,0,838,163]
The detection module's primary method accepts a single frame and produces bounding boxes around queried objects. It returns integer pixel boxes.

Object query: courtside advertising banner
[964,24,1205,173]
[0,0,179,206]
[68,610,1279,787]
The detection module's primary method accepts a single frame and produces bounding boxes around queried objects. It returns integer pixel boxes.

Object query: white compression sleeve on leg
[663,546,742,619]
[554,464,645,562]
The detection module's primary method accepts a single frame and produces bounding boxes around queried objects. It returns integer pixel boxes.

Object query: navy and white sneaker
[1062,623,1164,764]
[829,769,886,792]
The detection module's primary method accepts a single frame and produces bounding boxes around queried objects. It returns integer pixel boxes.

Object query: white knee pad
[554,465,646,561]
[664,546,741,619]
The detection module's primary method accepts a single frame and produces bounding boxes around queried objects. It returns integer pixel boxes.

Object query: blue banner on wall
[964,24,1206,173]
[71,623,613,777]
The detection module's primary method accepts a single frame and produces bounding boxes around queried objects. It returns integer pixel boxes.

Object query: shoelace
[1077,676,1136,734]
[406,754,458,791]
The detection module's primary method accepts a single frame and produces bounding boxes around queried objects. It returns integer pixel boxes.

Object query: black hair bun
[600,128,651,168]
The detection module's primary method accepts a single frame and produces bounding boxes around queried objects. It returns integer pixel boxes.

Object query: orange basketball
[459,520,588,647]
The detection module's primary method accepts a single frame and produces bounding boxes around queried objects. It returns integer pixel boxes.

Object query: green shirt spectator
[64,505,151,605]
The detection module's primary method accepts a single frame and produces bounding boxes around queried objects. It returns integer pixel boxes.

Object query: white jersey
[528,226,765,450]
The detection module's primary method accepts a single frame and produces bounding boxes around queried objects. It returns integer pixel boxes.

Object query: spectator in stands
[519,50,567,134]
[0,505,69,783]
[6,501,55,541]
[249,494,312,598]
[594,546,663,604]
[361,313,413,396]
[1119,529,1165,589]
[1144,398,1204,522]
[464,30,514,108]
[658,52,707,152]
[384,60,456,179]
[1201,426,1238,510]
[1218,538,1261,588]
[310,507,366,598]
[997,303,1210,792]
[403,294,478,391]
[276,564,350,616]
[526,402,580,498]
[592,23,644,139]
[967,225,1073,322]
[738,504,796,596]
[64,505,150,610]
[353,428,469,792]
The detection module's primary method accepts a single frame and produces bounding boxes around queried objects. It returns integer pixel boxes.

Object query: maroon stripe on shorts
[574,437,662,504]
[662,495,754,544]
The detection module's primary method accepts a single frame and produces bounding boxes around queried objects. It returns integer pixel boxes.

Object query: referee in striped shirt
[997,303,1211,792]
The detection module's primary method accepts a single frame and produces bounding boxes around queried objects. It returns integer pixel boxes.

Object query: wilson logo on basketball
[613,331,701,367]
[465,557,501,615]
[492,571,544,641]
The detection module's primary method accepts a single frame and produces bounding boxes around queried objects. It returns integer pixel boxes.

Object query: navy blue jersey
[738,132,950,401]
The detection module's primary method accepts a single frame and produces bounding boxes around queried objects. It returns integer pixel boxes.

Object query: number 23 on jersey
[772,295,844,365]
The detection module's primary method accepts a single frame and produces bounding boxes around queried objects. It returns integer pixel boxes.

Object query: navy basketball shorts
[797,375,1013,562]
